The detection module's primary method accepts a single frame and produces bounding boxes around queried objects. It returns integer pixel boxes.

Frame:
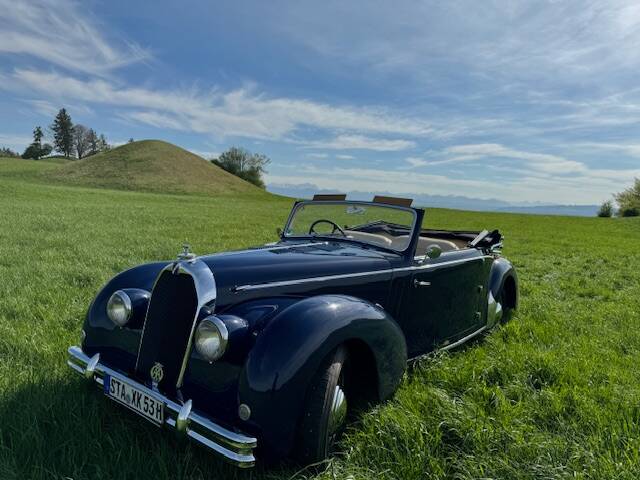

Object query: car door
[402,253,487,357]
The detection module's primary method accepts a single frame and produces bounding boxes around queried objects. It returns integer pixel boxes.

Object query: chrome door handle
[413,279,431,287]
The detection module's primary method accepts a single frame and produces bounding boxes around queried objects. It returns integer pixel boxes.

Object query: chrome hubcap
[328,384,347,436]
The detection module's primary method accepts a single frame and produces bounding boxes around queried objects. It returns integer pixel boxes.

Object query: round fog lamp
[238,403,251,421]
[194,316,228,362]
[107,290,132,327]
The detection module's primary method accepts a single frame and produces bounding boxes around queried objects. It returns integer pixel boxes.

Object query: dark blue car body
[68,198,518,467]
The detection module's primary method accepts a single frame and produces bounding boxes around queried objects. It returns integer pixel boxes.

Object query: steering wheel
[308,219,347,237]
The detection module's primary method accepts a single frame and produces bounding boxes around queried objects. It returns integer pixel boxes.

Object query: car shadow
[0,370,299,480]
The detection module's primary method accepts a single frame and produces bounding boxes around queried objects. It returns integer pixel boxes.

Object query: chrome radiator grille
[135,268,199,391]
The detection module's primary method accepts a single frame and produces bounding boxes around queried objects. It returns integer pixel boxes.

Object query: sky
[1,0,639,205]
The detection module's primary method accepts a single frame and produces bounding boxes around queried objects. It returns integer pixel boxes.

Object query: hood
[199,240,393,306]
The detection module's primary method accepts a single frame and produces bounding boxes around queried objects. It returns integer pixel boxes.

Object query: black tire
[295,345,349,464]
[497,288,513,323]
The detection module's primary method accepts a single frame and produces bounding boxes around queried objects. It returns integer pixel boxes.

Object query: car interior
[308,194,497,255]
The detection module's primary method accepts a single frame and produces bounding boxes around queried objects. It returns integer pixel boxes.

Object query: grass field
[1,156,639,479]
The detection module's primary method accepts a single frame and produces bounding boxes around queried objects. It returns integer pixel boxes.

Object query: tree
[211,147,271,188]
[597,201,613,218]
[1,147,21,158]
[86,128,99,156]
[73,124,91,159]
[22,126,53,159]
[22,143,52,159]
[33,126,44,146]
[50,108,74,157]
[97,134,110,152]
[614,178,640,217]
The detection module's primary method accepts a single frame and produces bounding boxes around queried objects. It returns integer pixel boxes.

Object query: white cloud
[0,133,32,151]
[336,154,355,159]
[267,165,497,199]
[578,142,640,158]
[405,157,428,168]
[306,152,329,158]
[0,0,150,75]
[6,69,434,145]
[272,1,640,85]
[305,134,415,151]
[267,163,640,204]
[444,144,587,174]
[24,99,59,117]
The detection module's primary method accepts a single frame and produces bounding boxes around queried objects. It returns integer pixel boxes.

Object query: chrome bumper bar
[67,346,257,468]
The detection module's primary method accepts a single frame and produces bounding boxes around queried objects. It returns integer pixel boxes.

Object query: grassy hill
[0,159,639,479]
[46,140,266,196]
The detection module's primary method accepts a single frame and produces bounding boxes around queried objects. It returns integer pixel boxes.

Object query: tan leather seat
[391,235,459,254]
[345,231,393,248]
[417,237,459,254]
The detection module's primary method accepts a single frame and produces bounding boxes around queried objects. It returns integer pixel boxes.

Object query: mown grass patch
[0,160,639,479]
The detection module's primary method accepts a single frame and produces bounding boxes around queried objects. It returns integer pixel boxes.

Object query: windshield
[284,201,416,252]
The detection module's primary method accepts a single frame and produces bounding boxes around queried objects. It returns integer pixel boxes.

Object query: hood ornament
[177,243,196,261]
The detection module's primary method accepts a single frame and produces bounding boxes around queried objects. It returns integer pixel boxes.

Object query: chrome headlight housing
[106,290,132,327]
[194,316,228,362]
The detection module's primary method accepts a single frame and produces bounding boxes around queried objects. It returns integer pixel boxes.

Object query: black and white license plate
[104,374,164,425]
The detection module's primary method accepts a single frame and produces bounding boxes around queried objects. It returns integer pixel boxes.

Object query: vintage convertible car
[67,195,517,467]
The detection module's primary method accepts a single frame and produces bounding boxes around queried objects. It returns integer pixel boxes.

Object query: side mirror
[426,244,442,259]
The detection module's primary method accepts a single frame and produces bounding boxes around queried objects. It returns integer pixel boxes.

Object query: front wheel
[295,345,349,464]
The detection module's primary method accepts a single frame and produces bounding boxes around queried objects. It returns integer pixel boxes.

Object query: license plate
[104,374,164,425]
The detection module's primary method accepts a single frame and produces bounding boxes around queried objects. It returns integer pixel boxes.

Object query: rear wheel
[497,287,513,323]
[295,345,349,464]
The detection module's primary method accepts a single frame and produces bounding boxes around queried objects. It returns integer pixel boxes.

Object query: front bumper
[67,346,257,468]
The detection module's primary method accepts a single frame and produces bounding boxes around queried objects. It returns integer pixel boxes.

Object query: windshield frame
[282,200,419,254]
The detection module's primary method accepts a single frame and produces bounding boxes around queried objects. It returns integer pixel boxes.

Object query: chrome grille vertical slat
[135,258,217,390]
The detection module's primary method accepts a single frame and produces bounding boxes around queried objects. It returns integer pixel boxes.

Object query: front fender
[82,261,169,371]
[238,294,407,458]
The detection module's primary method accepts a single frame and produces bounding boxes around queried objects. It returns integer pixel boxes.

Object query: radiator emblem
[150,362,164,383]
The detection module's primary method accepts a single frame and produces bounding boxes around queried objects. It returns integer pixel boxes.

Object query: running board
[408,325,487,363]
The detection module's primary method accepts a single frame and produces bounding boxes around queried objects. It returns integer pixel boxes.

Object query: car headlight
[107,290,132,327]
[194,316,228,362]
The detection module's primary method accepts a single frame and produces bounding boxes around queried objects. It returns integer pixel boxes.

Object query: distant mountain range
[267,183,599,217]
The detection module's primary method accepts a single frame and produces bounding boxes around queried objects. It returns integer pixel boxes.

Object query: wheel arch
[342,337,381,407]
[237,294,407,458]
[489,257,518,310]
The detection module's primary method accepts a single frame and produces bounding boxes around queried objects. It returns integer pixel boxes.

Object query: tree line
[598,178,640,217]
[4,108,111,160]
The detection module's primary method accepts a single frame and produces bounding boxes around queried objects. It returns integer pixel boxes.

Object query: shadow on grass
[0,372,299,480]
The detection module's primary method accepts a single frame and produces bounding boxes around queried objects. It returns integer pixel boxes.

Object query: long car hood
[199,240,393,307]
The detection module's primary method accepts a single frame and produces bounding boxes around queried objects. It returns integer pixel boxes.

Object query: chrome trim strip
[233,269,394,292]
[408,325,488,362]
[233,255,492,292]
[67,346,256,467]
[393,255,489,273]
[217,241,329,256]
[439,325,487,351]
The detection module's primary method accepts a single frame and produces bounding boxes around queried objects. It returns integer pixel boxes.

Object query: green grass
[0,158,639,479]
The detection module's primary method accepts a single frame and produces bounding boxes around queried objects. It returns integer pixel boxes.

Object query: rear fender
[238,294,407,458]
[489,257,518,309]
